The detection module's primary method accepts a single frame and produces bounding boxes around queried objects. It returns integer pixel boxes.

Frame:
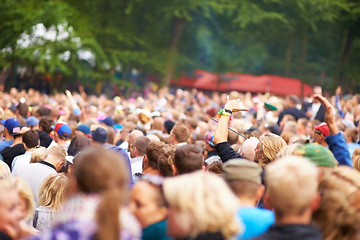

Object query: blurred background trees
[1,0,359,93]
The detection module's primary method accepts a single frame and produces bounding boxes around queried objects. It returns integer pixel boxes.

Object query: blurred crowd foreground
[0,85,360,240]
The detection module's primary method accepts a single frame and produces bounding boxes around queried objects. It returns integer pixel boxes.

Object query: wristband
[217,108,232,120]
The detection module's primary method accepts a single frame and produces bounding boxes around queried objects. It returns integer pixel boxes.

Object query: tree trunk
[299,28,308,98]
[161,17,187,88]
[338,29,353,86]
[284,38,294,76]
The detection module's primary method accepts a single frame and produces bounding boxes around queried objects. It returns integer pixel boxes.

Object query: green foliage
[1,0,360,92]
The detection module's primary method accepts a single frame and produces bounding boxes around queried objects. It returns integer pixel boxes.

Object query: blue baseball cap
[26,116,39,127]
[54,123,71,138]
[100,117,115,127]
[76,124,91,135]
[1,118,21,135]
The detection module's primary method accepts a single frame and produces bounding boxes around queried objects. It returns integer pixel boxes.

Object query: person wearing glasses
[313,122,330,147]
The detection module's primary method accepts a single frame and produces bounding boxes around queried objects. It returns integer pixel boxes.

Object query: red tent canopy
[171,70,313,97]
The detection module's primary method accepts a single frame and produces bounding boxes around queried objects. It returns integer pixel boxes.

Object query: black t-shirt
[37,130,53,148]
[1,143,26,169]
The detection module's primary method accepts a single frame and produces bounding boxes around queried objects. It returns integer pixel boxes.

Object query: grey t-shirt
[34,206,53,232]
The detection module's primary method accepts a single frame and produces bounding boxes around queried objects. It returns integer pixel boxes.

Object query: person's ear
[311,192,321,211]
[263,191,273,210]
[158,206,168,220]
[56,160,65,172]
[256,184,265,201]
[171,164,178,176]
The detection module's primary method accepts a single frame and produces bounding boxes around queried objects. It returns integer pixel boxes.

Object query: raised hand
[224,95,249,112]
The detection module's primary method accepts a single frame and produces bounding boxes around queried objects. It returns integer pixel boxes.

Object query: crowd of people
[0,85,360,240]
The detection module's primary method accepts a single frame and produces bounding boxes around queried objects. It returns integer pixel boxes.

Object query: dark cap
[91,127,108,143]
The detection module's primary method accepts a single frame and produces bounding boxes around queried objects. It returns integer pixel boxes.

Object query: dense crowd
[0,85,360,240]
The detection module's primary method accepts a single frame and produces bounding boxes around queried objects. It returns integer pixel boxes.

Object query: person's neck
[275,209,312,225]
[4,134,13,141]
[142,167,159,175]
[238,197,257,207]
[57,139,68,147]
[320,141,328,147]
[12,138,22,146]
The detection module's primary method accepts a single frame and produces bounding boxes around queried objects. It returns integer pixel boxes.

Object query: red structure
[171,70,313,97]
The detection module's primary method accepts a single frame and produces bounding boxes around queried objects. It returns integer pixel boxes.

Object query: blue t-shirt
[237,207,275,240]
[0,140,13,152]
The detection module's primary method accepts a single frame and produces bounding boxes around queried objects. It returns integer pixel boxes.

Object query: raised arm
[213,96,248,162]
[314,94,352,167]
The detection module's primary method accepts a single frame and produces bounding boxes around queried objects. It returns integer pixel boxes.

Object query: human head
[16,103,29,118]
[312,86,322,103]
[0,178,23,239]
[22,130,39,150]
[151,117,165,132]
[26,116,39,130]
[129,129,144,147]
[239,137,259,161]
[222,159,264,203]
[30,146,47,163]
[0,161,11,179]
[143,141,167,172]
[255,133,287,167]
[170,123,189,144]
[206,161,223,175]
[312,167,360,240]
[129,176,167,228]
[345,128,359,143]
[46,146,67,172]
[38,173,69,212]
[75,124,91,137]
[294,143,337,168]
[130,136,150,158]
[314,123,330,145]
[54,123,72,142]
[91,127,108,145]
[71,147,129,240]
[1,118,21,136]
[163,171,240,239]
[39,116,53,134]
[173,144,203,175]
[265,156,319,219]
[12,177,34,221]
[158,145,176,177]
[67,134,91,157]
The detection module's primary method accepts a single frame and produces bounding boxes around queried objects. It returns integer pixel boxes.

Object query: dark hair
[158,145,176,177]
[67,135,91,157]
[17,103,29,118]
[174,144,203,174]
[39,116,53,134]
[73,148,128,240]
[36,107,51,117]
[145,141,167,170]
[22,130,39,149]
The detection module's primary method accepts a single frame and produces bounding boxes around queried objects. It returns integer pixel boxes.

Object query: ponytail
[95,188,123,240]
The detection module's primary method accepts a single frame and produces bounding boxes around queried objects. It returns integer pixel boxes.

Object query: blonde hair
[0,160,10,179]
[266,156,318,217]
[30,146,47,163]
[258,133,287,167]
[38,174,68,212]
[46,145,67,160]
[13,177,35,221]
[163,171,240,239]
[276,143,301,158]
[313,167,360,240]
